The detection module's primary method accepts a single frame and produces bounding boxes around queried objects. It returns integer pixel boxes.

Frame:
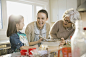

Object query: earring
[72,23,75,29]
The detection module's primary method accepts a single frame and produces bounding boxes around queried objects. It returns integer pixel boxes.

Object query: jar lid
[83,27,86,30]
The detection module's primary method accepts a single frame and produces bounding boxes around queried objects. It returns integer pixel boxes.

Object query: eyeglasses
[64,20,72,23]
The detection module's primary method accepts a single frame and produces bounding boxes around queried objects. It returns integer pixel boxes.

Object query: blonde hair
[62,8,81,29]
[62,8,81,23]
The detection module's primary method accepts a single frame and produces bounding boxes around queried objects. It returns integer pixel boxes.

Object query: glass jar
[71,20,86,57]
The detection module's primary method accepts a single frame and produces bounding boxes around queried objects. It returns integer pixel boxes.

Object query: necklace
[66,27,72,31]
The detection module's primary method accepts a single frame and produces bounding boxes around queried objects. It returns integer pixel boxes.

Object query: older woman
[50,8,81,45]
[25,9,50,46]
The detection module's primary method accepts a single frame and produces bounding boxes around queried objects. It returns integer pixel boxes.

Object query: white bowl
[41,41,61,46]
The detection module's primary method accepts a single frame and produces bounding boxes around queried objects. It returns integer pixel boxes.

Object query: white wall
[0,0,50,41]
[80,12,86,27]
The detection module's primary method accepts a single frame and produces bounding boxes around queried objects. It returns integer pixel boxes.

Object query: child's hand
[34,45,38,48]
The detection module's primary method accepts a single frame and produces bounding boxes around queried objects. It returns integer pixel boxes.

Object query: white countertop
[0,40,10,44]
[0,52,21,57]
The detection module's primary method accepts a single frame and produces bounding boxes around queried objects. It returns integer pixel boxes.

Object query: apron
[17,33,29,46]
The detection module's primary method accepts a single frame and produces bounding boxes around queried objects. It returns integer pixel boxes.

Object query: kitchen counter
[0,40,11,56]
[0,46,66,57]
[0,40,10,45]
[0,52,21,57]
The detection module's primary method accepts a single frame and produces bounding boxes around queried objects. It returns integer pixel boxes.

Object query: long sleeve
[50,21,59,39]
[46,23,50,39]
[66,29,75,40]
[25,24,31,42]
[10,33,24,51]
[25,22,35,42]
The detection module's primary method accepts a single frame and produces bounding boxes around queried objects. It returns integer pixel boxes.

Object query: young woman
[7,15,37,52]
[25,9,50,46]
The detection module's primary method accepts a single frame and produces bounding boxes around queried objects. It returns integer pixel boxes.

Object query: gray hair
[62,8,81,24]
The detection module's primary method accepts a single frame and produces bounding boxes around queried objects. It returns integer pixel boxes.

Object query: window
[0,0,2,29]
[36,6,43,14]
[6,1,45,33]
[7,1,32,28]
[0,0,49,40]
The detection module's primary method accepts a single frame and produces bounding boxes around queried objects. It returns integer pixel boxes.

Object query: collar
[34,21,46,34]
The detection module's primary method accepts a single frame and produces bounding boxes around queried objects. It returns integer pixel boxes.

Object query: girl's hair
[7,15,24,37]
[37,9,48,18]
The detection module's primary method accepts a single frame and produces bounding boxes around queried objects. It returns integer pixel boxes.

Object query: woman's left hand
[60,37,66,45]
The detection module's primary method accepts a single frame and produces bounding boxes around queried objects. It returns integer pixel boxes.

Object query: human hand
[34,45,38,48]
[38,38,43,43]
[60,37,66,45]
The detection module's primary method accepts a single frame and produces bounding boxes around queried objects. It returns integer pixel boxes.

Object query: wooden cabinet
[50,0,77,22]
